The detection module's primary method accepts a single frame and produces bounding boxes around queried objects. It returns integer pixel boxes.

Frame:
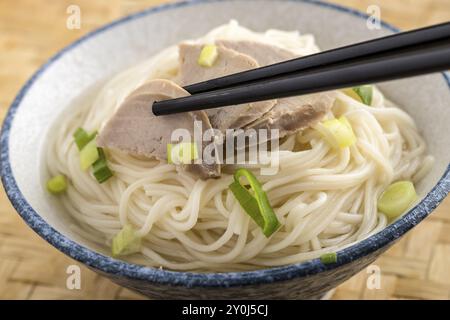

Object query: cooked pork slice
[245,92,336,137]
[216,40,298,66]
[97,79,220,179]
[217,40,336,137]
[178,43,276,130]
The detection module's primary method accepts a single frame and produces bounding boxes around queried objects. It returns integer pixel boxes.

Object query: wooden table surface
[0,0,449,300]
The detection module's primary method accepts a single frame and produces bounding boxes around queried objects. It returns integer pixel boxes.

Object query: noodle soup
[45,21,433,272]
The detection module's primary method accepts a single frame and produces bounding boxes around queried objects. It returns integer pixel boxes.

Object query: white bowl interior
[7,0,450,256]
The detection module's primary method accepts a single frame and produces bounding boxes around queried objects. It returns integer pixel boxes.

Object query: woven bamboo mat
[0,0,449,300]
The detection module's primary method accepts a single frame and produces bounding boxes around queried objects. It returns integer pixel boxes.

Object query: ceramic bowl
[1,0,449,299]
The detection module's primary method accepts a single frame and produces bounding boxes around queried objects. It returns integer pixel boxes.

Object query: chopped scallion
[320,252,337,264]
[46,174,67,194]
[318,116,356,149]
[73,128,97,150]
[167,142,199,164]
[92,148,114,183]
[378,181,417,220]
[198,44,219,67]
[229,168,280,237]
[344,85,373,105]
[112,224,141,257]
[80,139,99,170]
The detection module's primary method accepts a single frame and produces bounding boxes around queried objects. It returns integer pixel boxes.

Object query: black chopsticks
[185,22,450,94]
[152,22,450,116]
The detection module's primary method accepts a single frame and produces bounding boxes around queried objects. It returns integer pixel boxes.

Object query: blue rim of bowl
[1,0,449,288]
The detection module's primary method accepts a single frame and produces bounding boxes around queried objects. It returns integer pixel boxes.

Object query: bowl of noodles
[1,0,449,299]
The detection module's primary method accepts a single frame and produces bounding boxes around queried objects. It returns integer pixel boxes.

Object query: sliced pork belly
[97,79,220,179]
[217,40,336,137]
[178,43,276,131]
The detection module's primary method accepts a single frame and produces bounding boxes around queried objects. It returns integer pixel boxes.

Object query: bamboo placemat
[0,0,449,300]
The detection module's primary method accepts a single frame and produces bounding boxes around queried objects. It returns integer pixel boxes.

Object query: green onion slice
[352,85,373,106]
[74,128,113,183]
[377,181,417,220]
[229,168,280,238]
[92,148,114,183]
[79,139,99,170]
[167,142,199,165]
[73,128,97,150]
[318,116,356,149]
[46,174,67,194]
[320,252,337,264]
[198,44,219,67]
[111,224,141,257]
